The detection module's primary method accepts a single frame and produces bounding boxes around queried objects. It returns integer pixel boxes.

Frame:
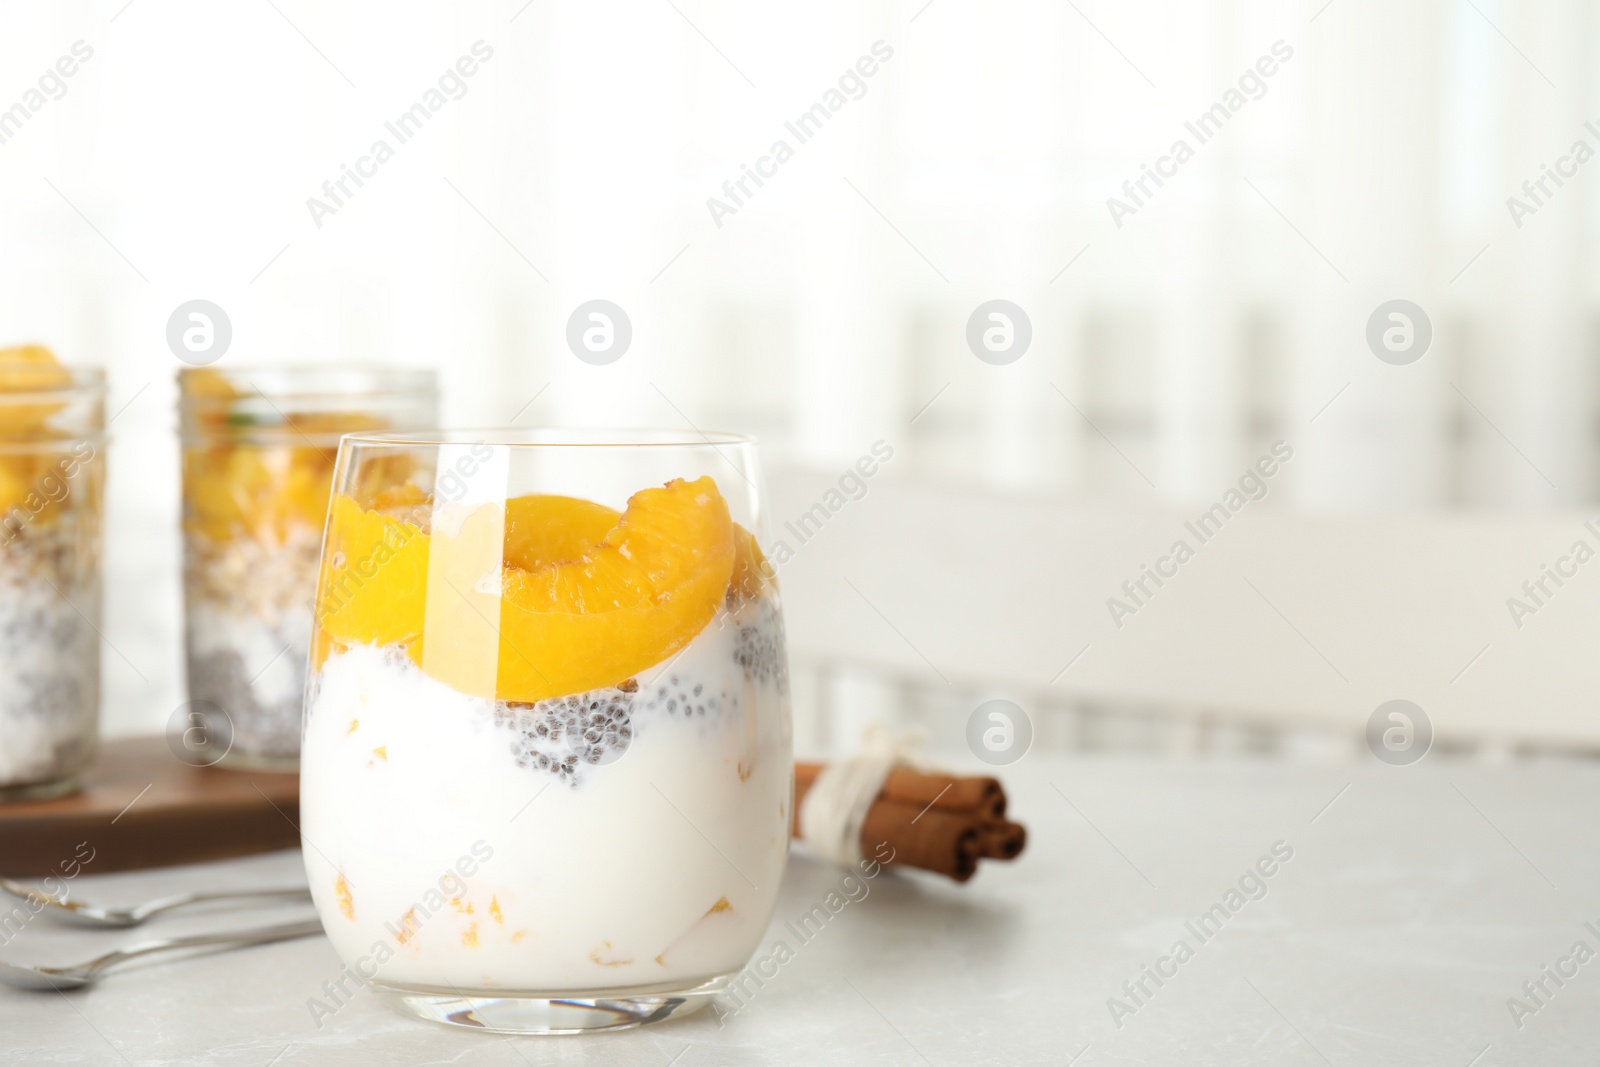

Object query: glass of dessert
[300,429,793,1033]
[178,367,437,770]
[0,346,104,801]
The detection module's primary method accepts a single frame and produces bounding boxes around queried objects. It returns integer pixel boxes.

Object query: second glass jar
[178,367,437,770]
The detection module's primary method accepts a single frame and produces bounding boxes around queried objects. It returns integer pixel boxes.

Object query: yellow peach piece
[319,477,736,703]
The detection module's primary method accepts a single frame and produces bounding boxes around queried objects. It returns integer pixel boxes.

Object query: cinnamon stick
[792,760,1025,882]
[979,820,1027,860]
[794,763,1005,820]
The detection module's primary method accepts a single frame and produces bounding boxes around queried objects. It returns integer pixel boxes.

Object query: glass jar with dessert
[300,430,793,1033]
[178,367,437,770]
[0,346,105,801]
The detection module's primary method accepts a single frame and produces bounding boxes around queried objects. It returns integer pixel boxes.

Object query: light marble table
[3,754,1598,1065]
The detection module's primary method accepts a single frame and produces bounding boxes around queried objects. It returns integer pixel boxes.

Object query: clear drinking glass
[179,367,437,770]
[300,430,793,1033]
[0,354,104,801]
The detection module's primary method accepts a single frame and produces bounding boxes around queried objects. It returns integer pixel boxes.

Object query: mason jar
[0,351,105,801]
[178,367,437,770]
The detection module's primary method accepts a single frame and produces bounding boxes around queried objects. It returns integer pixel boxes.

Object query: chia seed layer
[490,590,791,788]
[183,524,320,762]
[0,520,98,790]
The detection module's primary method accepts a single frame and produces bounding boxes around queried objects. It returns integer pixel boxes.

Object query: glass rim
[338,427,759,448]
[177,365,437,402]
[0,365,107,403]
[0,434,105,454]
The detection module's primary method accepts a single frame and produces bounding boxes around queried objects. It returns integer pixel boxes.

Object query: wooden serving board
[0,737,300,876]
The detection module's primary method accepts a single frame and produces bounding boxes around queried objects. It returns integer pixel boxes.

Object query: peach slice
[504,494,620,571]
[491,477,734,700]
[728,522,775,603]
[0,344,71,437]
[317,477,736,702]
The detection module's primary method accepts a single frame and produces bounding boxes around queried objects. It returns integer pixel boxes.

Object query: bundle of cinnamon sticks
[793,761,1026,882]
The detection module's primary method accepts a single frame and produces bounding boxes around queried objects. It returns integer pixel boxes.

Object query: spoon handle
[86,918,326,978]
[133,887,315,921]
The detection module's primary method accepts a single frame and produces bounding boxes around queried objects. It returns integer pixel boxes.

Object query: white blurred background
[1,0,1595,758]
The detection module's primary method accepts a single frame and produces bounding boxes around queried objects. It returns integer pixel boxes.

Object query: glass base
[380,974,730,1034]
[0,774,81,803]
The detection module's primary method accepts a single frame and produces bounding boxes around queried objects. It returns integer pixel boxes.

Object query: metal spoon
[0,917,326,990]
[0,878,313,928]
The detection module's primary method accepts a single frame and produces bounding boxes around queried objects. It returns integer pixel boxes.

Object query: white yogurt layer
[300,595,792,992]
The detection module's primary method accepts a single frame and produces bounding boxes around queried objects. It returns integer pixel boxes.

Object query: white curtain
[0,0,1588,735]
